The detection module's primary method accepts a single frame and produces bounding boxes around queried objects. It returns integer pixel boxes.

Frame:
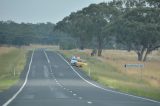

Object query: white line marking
[3,50,35,106]
[87,101,92,104]
[44,51,65,89]
[57,53,160,104]
[58,83,62,87]
[73,94,77,96]
[44,50,50,64]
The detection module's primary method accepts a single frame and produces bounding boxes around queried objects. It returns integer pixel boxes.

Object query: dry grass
[99,50,160,88]
[0,46,27,91]
[84,49,160,87]
[23,44,59,50]
[0,47,15,55]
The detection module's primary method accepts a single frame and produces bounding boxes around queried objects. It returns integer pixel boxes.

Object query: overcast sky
[0,0,112,24]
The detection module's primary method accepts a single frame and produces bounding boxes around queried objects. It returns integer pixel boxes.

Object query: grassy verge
[0,47,28,92]
[59,49,160,101]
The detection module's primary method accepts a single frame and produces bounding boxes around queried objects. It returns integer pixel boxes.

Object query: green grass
[60,50,160,101]
[0,48,27,92]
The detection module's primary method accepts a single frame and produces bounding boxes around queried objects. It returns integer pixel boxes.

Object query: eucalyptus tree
[108,3,160,61]
[55,11,92,50]
[55,2,121,55]
[55,0,160,59]
[81,3,121,56]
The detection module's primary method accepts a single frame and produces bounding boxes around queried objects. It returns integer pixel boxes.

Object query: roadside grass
[59,49,160,101]
[24,44,59,51]
[0,47,27,92]
[0,47,15,55]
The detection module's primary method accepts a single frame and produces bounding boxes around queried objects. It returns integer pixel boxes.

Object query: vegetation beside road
[60,49,160,101]
[55,0,160,61]
[0,47,27,91]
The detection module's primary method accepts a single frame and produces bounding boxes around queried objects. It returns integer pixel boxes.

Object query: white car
[70,56,78,65]
[70,56,87,67]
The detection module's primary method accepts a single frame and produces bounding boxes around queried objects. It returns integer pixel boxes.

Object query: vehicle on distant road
[70,56,87,67]
[70,56,78,66]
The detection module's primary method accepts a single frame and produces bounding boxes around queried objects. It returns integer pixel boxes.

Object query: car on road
[70,56,87,67]
[70,56,78,66]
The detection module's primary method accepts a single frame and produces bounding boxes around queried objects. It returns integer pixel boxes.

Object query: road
[1,49,160,106]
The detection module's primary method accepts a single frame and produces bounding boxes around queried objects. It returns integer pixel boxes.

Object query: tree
[55,2,120,56]
[55,0,160,60]
[146,0,160,8]
[0,21,56,46]
[81,4,107,56]
[108,6,160,61]
[55,11,92,50]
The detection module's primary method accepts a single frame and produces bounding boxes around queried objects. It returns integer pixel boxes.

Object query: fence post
[13,68,16,77]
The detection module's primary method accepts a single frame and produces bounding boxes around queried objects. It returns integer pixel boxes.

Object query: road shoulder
[0,51,32,105]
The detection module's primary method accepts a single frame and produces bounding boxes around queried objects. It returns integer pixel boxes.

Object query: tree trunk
[79,37,84,50]
[98,49,102,56]
[137,46,146,61]
[143,45,160,61]
[80,45,84,50]
[143,49,150,62]
[137,52,143,61]
[97,36,103,56]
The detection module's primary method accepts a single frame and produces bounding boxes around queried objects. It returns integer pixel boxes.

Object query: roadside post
[124,64,144,80]
[88,67,91,77]
[13,68,16,77]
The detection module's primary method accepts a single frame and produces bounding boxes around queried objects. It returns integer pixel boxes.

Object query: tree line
[54,0,160,61]
[0,20,56,46]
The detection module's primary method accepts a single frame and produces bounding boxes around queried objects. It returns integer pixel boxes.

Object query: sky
[0,0,112,24]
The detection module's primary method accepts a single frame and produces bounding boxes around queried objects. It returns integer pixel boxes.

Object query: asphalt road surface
[1,49,160,106]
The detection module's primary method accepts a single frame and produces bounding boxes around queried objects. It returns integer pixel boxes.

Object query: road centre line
[3,50,35,106]
[57,52,160,104]
[44,51,81,100]
[43,51,65,88]
[87,101,92,104]
[44,50,50,64]
[73,94,77,96]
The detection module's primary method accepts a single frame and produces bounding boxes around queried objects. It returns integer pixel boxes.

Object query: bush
[59,39,76,50]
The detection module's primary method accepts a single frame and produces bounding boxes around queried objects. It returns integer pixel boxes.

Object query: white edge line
[57,53,160,104]
[2,50,35,106]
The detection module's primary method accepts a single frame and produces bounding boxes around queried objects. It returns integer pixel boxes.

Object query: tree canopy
[55,0,160,61]
[0,21,56,46]
[0,0,160,61]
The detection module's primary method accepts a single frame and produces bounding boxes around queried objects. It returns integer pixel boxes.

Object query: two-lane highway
[2,49,160,106]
